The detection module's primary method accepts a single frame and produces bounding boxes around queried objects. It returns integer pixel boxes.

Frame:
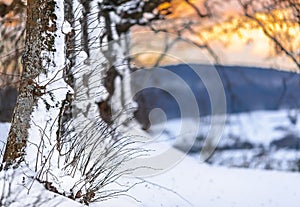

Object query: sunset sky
[131,0,299,72]
[0,0,298,71]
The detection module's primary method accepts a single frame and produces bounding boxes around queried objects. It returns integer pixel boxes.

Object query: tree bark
[3,0,57,167]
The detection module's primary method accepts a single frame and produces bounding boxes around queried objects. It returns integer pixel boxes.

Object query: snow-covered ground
[148,109,300,171]
[2,148,300,207]
[1,109,300,206]
[98,155,300,207]
[149,109,300,148]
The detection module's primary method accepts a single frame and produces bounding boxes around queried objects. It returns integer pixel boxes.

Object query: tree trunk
[3,0,54,166]
[98,3,135,126]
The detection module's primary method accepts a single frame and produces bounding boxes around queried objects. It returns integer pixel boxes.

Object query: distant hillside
[133,64,300,128]
[1,64,300,124]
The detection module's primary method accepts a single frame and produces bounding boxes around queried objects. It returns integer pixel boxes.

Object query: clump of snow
[94,85,109,103]
[0,166,82,207]
[77,51,88,62]
[62,20,72,34]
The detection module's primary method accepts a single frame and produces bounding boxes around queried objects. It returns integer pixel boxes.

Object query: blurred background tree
[0,0,25,86]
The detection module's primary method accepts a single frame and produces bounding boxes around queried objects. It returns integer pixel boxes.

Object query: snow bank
[98,146,300,207]
[1,121,300,206]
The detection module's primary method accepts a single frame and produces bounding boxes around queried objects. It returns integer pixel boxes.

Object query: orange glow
[0,0,13,5]
[158,2,171,11]
[133,0,299,70]
[163,0,206,19]
[198,8,300,57]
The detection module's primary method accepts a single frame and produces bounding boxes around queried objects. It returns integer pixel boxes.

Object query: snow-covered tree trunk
[2,0,171,165]
[97,0,170,126]
[3,0,63,167]
[99,7,134,126]
[1,1,170,201]
[0,0,143,200]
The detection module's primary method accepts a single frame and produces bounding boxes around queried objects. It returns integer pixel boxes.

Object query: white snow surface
[148,109,300,148]
[97,155,300,207]
[1,144,300,207]
[62,20,72,34]
[1,110,300,206]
